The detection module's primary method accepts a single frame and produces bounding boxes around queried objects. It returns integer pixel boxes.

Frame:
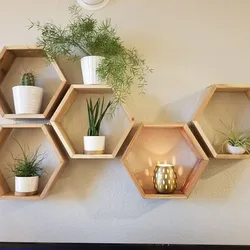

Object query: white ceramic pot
[15,176,39,196]
[80,56,105,85]
[12,86,43,114]
[226,143,245,155]
[83,136,105,154]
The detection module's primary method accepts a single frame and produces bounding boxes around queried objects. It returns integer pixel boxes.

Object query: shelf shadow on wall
[154,87,206,123]
[201,159,242,180]
[50,158,170,220]
[191,159,247,200]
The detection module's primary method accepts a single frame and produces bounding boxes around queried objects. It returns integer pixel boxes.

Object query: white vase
[83,136,105,154]
[226,143,245,155]
[15,176,39,196]
[80,56,106,85]
[12,86,43,114]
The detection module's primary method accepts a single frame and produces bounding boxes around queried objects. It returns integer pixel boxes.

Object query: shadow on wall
[191,159,248,200]
[156,87,207,123]
[201,159,242,180]
[49,158,168,220]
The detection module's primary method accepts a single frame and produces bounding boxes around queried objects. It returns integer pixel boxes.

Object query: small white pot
[80,56,106,85]
[226,143,245,155]
[12,86,43,114]
[15,176,39,196]
[83,136,105,154]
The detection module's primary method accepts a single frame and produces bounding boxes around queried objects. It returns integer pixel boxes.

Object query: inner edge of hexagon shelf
[192,84,250,159]
[0,124,68,201]
[0,46,68,119]
[121,123,209,199]
[51,85,135,159]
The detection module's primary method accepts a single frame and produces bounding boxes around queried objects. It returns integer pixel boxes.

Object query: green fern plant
[86,98,112,136]
[29,5,152,111]
[8,139,45,177]
[217,119,250,153]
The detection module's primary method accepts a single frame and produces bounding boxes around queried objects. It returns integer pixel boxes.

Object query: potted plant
[84,97,112,154]
[217,120,250,155]
[29,5,152,110]
[8,139,45,196]
[12,72,43,114]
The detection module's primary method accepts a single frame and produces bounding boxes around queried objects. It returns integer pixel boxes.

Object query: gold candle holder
[153,163,177,194]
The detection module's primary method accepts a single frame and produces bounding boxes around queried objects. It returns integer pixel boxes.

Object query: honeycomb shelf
[0,46,68,119]
[121,123,209,199]
[51,84,134,159]
[0,124,68,200]
[192,84,250,159]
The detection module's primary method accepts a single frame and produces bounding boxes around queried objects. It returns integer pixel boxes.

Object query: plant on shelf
[84,97,112,155]
[29,4,152,111]
[8,139,46,196]
[12,72,43,114]
[217,120,250,155]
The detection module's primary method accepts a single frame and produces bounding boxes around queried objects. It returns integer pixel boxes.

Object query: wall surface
[0,0,250,245]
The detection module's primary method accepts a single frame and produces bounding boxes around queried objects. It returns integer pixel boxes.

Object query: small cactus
[21,72,35,86]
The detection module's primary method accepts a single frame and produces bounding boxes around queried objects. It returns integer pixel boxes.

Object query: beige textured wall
[0,0,250,244]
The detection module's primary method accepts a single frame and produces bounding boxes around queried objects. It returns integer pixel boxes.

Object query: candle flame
[147,157,153,167]
[172,156,176,165]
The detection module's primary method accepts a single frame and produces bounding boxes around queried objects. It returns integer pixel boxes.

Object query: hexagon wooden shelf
[0,46,68,119]
[121,123,209,199]
[0,124,68,200]
[192,84,250,159]
[51,85,134,159]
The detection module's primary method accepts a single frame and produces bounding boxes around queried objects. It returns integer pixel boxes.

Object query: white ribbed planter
[226,143,245,155]
[12,86,43,114]
[15,176,39,196]
[83,136,105,154]
[80,56,106,85]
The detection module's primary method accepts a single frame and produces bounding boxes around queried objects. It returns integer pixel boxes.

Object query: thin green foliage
[29,5,152,111]
[217,119,250,153]
[8,138,46,177]
[86,97,112,136]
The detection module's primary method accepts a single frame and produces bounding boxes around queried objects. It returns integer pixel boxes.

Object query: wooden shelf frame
[51,84,135,159]
[192,84,250,159]
[121,123,209,199]
[0,46,69,119]
[0,124,68,200]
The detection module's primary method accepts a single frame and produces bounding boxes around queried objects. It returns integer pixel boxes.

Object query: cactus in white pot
[12,72,43,114]
[84,97,112,154]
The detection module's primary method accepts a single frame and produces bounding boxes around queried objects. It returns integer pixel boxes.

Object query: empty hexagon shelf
[0,124,68,200]
[0,46,68,119]
[121,123,209,199]
[192,84,250,159]
[51,85,134,159]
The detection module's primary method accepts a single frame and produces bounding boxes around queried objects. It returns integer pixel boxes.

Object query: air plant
[217,119,250,153]
[8,138,46,177]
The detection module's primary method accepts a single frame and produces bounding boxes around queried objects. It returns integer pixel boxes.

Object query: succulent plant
[86,97,112,136]
[21,72,36,86]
